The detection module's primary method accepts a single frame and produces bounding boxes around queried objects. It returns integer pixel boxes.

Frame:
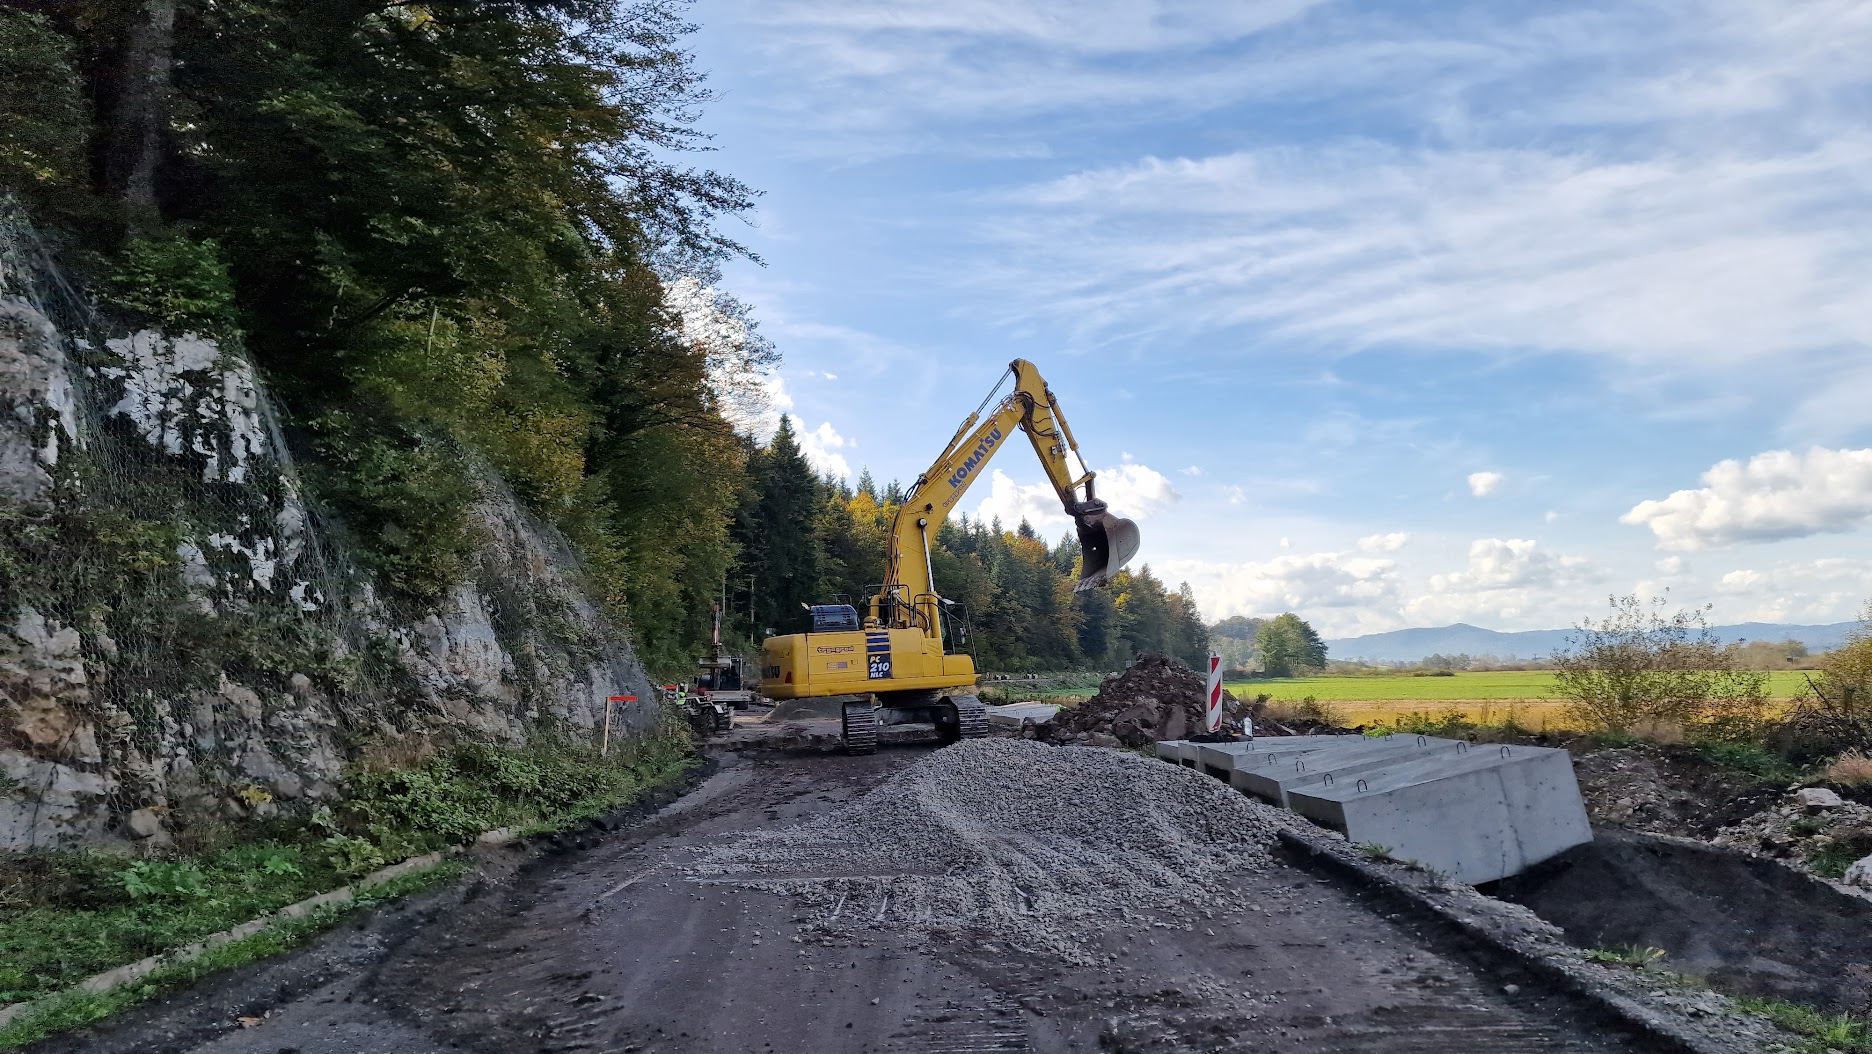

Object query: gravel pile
[1050,654,1256,746]
[690,739,1293,962]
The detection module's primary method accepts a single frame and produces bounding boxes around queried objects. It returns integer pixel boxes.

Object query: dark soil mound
[1494,828,1872,1012]
[1052,654,1257,746]
[1571,746,1779,836]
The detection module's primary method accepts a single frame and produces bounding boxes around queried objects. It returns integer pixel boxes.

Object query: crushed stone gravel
[688,739,1296,963]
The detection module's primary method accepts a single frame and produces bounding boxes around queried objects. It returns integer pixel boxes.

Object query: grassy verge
[1735,996,1872,1054]
[0,861,463,1050]
[978,671,1105,705]
[0,722,692,1019]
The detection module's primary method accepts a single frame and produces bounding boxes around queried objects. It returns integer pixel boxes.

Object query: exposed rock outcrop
[0,213,656,849]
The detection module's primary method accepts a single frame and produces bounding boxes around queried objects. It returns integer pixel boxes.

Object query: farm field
[1225,670,1814,731]
[1225,670,1812,702]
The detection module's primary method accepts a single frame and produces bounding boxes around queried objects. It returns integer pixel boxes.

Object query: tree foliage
[1254,613,1328,677]
[727,462,1210,672]
[1553,594,1768,737]
[2,0,761,673]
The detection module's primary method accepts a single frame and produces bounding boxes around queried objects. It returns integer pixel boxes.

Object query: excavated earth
[37,732,1742,1054]
[1050,654,1256,746]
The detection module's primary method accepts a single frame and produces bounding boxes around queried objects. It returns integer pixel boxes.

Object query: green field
[1226,669,1812,702]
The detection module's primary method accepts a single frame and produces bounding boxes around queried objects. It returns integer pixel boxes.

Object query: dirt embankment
[1496,828,1872,1013]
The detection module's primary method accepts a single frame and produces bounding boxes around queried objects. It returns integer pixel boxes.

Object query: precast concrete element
[1195,741,1259,777]
[983,702,1062,729]
[1284,743,1592,885]
[1229,736,1463,806]
[1158,734,1342,770]
[1154,741,1194,764]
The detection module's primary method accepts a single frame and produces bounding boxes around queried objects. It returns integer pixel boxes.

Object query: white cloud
[1622,447,1872,550]
[1699,557,1872,623]
[1404,538,1598,627]
[1180,465,1203,476]
[1358,532,1410,553]
[1467,471,1504,497]
[972,462,1179,531]
[1720,569,1762,590]
[1655,555,1686,575]
[1163,549,1404,636]
[1223,484,1247,506]
[1426,538,1594,594]
[788,415,852,480]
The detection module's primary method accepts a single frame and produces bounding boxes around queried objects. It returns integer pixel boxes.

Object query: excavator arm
[874,359,1141,631]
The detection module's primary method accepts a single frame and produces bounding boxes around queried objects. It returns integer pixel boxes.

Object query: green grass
[0,842,351,1002]
[0,727,693,1013]
[1583,944,1669,966]
[0,862,463,1051]
[1228,670,1810,702]
[1735,996,1872,1054]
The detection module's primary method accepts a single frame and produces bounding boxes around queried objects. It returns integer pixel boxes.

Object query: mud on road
[44,746,1663,1054]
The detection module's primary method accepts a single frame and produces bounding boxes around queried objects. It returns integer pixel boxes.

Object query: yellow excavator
[760,359,1141,754]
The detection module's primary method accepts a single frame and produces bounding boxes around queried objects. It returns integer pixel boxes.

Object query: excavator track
[950,694,989,740]
[842,700,879,755]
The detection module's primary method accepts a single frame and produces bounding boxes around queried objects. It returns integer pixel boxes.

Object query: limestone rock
[0,606,96,762]
[126,807,167,840]
[1844,853,1872,889]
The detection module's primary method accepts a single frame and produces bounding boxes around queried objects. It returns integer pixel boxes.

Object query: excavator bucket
[1074,508,1141,592]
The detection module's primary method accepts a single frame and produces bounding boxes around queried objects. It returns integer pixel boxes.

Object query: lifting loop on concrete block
[1295,758,1307,772]
[1500,745,1512,757]
[1455,741,1470,754]
[1322,772,1335,786]
[1355,778,1369,792]
[1415,735,1427,746]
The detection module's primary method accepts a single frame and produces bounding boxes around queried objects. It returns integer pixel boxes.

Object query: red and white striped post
[1203,654,1223,734]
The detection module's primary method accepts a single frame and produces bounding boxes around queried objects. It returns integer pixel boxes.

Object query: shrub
[1783,605,1872,761]
[108,230,239,332]
[1553,594,1769,737]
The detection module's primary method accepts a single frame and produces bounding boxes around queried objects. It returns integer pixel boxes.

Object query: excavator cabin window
[939,603,972,655]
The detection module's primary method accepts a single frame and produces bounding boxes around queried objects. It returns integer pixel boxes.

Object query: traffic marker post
[1203,654,1223,734]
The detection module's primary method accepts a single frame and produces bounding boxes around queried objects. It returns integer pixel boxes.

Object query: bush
[108,230,239,332]
[1553,594,1769,737]
[1782,605,1872,761]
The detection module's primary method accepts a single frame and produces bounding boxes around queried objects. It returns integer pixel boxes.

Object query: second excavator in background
[760,359,1141,753]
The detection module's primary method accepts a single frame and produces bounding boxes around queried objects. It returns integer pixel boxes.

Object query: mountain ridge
[1322,621,1860,662]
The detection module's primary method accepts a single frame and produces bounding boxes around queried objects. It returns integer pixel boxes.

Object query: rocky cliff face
[0,218,657,850]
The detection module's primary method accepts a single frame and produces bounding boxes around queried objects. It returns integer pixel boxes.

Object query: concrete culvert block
[1285,744,1592,885]
[1229,736,1465,806]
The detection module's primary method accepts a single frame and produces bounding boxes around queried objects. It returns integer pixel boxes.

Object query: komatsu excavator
[759,359,1141,754]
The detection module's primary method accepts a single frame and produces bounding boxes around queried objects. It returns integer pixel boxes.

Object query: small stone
[1502,984,1520,995]
[126,807,166,840]
[1797,787,1846,810]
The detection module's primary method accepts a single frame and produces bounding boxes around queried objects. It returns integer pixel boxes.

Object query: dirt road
[45,746,1656,1054]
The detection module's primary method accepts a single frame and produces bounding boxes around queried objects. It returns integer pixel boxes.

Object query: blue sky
[680,0,1872,637]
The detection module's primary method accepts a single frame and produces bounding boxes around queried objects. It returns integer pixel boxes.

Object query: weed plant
[0,724,691,1006]
[0,862,463,1050]
[1736,996,1872,1054]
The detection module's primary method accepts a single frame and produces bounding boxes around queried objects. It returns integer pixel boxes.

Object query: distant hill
[1323,621,1860,662]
